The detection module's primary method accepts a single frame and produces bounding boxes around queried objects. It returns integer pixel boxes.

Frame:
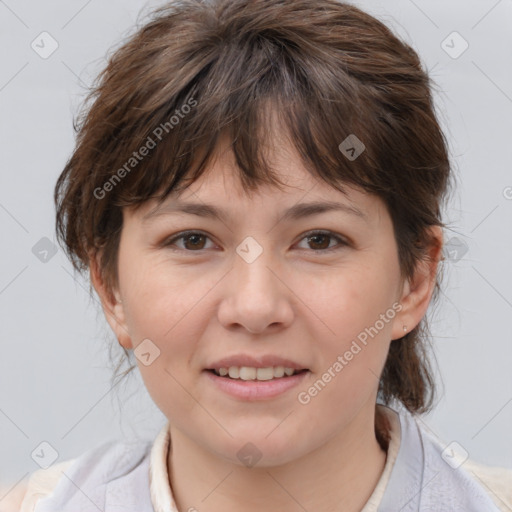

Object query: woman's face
[95,134,437,467]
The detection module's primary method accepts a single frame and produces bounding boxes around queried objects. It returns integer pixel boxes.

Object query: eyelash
[162,230,349,254]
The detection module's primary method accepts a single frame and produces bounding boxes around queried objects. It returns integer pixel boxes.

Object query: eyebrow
[142,200,369,224]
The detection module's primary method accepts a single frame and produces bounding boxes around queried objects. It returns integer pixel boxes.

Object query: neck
[167,404,388,512]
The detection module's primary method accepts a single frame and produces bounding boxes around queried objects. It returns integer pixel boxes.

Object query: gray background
[1,0,511,495]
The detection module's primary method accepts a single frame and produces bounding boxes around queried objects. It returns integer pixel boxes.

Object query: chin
[216,430,309,468]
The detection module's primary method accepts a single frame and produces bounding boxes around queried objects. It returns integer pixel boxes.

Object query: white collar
[148,405,402,512]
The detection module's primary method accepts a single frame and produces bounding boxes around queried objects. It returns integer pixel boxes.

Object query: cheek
[119,259,216,375]
[119,255,189,334]
[299,267,395,397]
[121,263,207,416]
[310,266,396,339]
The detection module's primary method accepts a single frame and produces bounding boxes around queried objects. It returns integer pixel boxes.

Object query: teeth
[239,367,256,380]
[256,368,274,381]
[273,366,285,378]
[214,366,301,380]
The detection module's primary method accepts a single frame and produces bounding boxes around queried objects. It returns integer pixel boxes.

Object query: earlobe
[88,251,133,350]
[391,226,443,341]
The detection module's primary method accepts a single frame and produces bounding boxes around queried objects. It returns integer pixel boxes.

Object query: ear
[89,250,133,350]
[391,226,444,341]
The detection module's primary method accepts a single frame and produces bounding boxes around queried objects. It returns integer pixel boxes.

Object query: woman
[6,0,511,510]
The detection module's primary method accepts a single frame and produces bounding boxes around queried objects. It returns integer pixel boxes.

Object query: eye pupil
[308,234,330,250]
[185,234,205,249]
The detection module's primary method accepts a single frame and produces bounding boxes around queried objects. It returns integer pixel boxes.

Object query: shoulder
[462,458,512,512]
[1,438,152,512]
[0,460,75,512]
[377,404,512,511]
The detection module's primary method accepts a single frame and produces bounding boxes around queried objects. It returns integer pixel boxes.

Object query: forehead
[132,111,388,228]
[171,129,370,205]
[137,147,387,233]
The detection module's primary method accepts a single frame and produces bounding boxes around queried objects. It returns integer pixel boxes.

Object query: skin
[90,123,443,512]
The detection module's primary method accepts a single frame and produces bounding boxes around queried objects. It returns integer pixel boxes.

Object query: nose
[217,248,294,335]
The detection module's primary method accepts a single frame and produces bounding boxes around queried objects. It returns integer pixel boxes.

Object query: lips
[203,354,310,400]
[204,366,310,400]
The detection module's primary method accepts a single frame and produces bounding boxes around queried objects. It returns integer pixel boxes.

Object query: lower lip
[203,370,310,400]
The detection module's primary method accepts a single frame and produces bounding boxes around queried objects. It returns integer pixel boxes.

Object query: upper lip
[206,354,308,371]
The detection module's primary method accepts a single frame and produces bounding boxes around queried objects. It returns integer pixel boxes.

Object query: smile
[203,368,310,400]
[211,366,306,380]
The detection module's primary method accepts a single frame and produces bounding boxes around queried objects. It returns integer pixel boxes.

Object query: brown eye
[307,234,331,250]
[163,229,348,254]
[164,231,213,251]
[297,230,348,253]
[181,233,207,250]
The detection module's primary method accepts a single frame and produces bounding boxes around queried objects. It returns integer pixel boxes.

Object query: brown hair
[55,0,454,414]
